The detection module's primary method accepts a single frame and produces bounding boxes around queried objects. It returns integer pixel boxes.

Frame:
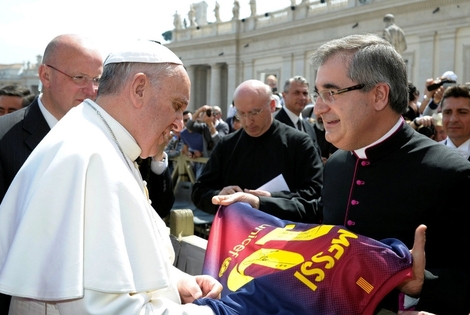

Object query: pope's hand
[178,275,223,304]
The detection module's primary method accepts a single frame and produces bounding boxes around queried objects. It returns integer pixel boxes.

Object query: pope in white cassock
[0,40,221,314]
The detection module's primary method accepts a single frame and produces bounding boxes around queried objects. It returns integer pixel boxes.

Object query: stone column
[417,32,435,87]
[226,62,238,110]
[293,52,305,77]
[281,53,293,83]
[243,60,254,81]
[185,65,197,111]
[437,29,457,77]
[210,63,222,106]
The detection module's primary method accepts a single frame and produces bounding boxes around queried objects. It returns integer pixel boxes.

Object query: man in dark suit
[275,75,322,157]
[0,34,104,201]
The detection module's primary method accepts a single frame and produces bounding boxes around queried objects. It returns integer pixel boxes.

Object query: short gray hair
[310,33,408,114]
[98,62,179,96]
[283,76,309,93]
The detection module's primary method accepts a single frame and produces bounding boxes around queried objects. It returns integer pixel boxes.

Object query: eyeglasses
[45,64,100,87]
[235,101,270,120]
[312,84,365,104]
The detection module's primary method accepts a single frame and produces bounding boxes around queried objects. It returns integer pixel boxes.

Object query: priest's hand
[212,191,260,209]
[244,188,271,197]
[397,224,427,297]
[178,274,223,304]
[219,185,243,195]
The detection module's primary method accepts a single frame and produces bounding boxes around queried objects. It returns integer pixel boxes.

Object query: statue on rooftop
[232,0,240,20]
[188,4,198,27]
[250,0,256,17]
[214,1,221,23]
[383,14,407,55]
[173,11,182,30]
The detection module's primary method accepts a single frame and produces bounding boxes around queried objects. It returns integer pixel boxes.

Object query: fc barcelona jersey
[194,202,412,315]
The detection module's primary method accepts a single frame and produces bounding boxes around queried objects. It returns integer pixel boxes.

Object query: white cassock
[0,100,214,315]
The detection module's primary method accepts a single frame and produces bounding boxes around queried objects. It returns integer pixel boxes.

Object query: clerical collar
[354,118,403,159]
[84,100,141,169]
[38,94,59,129]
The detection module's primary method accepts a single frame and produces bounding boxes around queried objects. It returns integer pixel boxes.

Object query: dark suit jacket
[137,157,174,219]
[0,98,49,312]
[0,98,49,201]
[274,107,322,157]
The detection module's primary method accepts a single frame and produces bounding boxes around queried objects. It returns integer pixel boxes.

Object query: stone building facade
[2,0,469,115]
[166,0,470,116]
[0,55,42,95]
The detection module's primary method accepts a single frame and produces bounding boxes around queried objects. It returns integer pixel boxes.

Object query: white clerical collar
[443,137,470,159]
[284,106,303,125]
[354,118,403,159]
[38,94,59,129]
[84,99,141,163]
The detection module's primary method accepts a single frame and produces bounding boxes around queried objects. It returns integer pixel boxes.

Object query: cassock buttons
[356,180,365,185]
[361,160,370,166]
[347,220,355,226]
[351,200,359,205]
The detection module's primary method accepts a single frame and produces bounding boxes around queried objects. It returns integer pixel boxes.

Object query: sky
[0,0,291,65]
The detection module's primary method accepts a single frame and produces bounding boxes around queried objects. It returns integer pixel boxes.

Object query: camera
[427,78,456,91]
[206,109,212,117]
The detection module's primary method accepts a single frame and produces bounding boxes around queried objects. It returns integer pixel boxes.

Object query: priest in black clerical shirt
[191,79,323,223]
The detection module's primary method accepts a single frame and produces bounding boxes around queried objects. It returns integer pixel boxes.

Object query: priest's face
[143,65,190,158]
[313,54,375,151]
[235,99,274,137]
[233,80,275,138]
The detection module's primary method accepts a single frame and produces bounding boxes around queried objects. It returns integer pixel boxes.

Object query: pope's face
[143,65,190,158]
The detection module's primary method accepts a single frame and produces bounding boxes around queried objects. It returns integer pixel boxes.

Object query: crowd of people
[0,31,469,315]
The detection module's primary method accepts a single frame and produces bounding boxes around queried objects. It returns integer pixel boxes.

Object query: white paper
[257,174,289,192]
